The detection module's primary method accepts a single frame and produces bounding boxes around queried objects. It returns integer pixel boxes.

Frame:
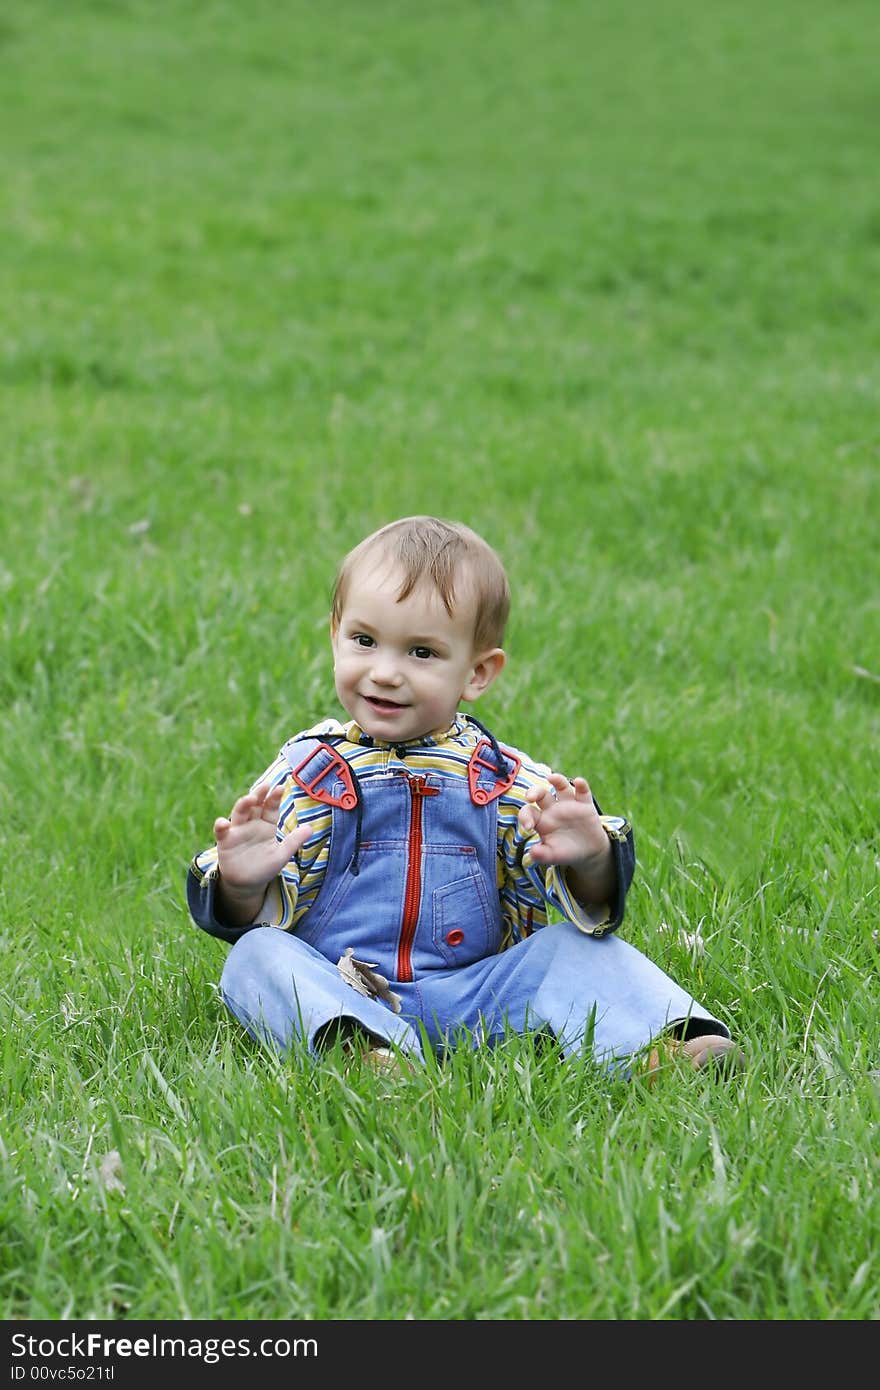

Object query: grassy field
[1,0,878,1324]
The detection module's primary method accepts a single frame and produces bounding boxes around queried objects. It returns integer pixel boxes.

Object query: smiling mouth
[364,696,406,713]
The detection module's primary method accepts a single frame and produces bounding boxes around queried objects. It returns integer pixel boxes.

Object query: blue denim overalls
[218,732,728,1070]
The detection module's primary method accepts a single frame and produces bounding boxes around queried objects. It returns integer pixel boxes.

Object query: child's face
[331,558,503,742]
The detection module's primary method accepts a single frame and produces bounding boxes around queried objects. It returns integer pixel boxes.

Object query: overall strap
[280,735,364,874]
[281,736,359,810]
[465,716,521,805]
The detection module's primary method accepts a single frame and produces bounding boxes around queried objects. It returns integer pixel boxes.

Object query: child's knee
[525,919,601,970]
[220,925,292,992]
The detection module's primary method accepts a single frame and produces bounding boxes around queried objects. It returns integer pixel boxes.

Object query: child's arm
[213,779,312,928]
[517,772,616,909]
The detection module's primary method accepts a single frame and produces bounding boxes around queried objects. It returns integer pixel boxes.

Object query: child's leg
[219,927,425,1061]
[416,920,730,1070]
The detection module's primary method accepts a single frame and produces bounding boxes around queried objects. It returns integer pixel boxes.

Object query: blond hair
[331,516,510,650]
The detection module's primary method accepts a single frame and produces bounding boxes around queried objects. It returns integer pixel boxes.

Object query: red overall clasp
[467,740,521,805]
[292,743,359,810]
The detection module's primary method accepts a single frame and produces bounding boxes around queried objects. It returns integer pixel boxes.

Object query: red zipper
[396,776,439,982]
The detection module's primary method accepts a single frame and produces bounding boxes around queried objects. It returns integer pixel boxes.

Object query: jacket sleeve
[598,814,636,934]
[186,857,262,944]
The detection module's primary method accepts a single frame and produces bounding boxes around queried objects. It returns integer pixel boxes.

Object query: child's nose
[370,654,403,686]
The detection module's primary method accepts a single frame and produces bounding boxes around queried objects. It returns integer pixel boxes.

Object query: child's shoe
[643,1032,744,1082]
[363,1045,409,1077]
[339,1035,413,1078]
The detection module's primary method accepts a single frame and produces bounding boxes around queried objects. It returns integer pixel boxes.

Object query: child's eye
[410,646,435,660]
[353,634,375,648]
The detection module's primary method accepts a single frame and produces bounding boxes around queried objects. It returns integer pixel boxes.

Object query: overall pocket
[431,855,500,966]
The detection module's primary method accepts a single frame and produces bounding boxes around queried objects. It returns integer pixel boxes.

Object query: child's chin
[359,705,413,733]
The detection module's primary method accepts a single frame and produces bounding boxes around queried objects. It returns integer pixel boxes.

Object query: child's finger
[280,823,311,858]
[526,780,558,807]
[518,803,540,834]
[258,784,287,825]
[249,779,277,809]
[547,772,576,800]
[226,792,256,823]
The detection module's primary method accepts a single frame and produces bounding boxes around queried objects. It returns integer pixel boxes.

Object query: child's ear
[462,648,506,703]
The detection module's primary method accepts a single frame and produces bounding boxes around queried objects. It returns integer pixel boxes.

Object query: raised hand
[517,772,605,861]
[214,779,310,893]
[517,771,615,906]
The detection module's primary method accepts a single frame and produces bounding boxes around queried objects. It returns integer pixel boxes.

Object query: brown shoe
[363,1046,407,1076]
[680,1035,744,1071]
[322,1020,410,1077]
[643,1033,744,1082]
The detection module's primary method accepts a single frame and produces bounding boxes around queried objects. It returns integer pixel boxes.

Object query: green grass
[1,0,878,1322]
